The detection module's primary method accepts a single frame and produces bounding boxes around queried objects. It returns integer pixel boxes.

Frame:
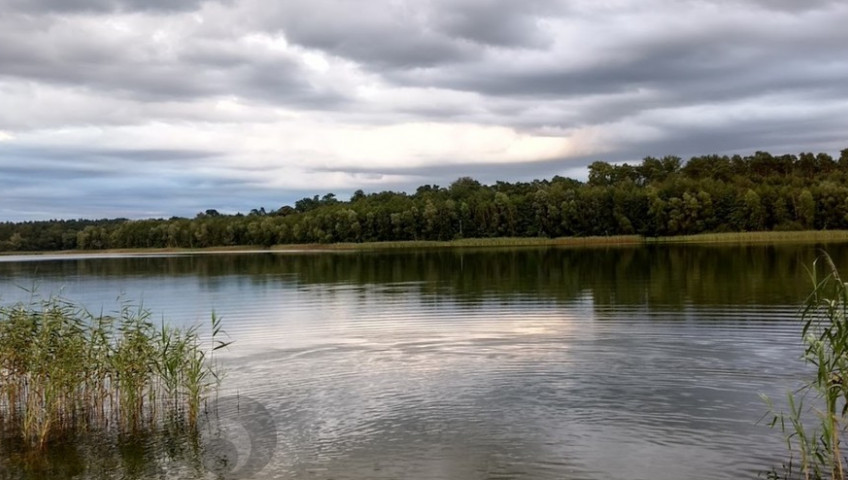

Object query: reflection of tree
[1,245,843,309]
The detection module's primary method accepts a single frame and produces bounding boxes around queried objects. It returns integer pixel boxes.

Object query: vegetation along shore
[4,231,848,257]
[2,148,848,253]
[0,297,228,450]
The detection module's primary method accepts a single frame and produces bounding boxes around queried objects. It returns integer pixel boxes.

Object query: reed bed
[763,254,848,479]
[274,235,644,251]
[280,231,848,250]
[0,296,229,450]
[649,230,848,245]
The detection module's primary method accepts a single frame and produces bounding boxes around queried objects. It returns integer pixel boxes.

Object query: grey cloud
[1,158,119,181]
[428,0,565,49]
[256,1,476,70]
[730,0,841,12]
[262,0,567,70]
[0,11,347,108]
[383,7,848,132]
[0,146,218,181]
[92,148,218,161]
[402,20,845,97]
[627,116,848,162]
[1,0,215,13]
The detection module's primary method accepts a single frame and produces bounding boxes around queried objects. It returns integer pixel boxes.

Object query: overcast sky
[1,0,847,220]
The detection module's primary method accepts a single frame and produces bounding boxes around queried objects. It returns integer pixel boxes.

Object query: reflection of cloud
[216,282,585,358]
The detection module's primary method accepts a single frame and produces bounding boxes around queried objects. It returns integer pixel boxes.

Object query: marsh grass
[763,254,848,479]
[0,296,229,450]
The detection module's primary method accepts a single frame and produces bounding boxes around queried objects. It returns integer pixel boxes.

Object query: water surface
[1,244,843,479]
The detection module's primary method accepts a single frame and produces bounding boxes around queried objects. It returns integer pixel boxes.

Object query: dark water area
[1,244,846,479]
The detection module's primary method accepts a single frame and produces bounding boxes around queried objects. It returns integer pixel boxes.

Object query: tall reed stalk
[0,296,229,450]
[764,254,848,479]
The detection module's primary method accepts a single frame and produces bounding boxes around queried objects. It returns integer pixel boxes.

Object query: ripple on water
[211,300,803,480]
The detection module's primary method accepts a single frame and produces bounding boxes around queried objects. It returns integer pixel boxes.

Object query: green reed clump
[763,254,848,479]
[0,296,229,449]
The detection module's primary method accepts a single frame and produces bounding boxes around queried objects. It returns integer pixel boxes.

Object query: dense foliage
[3,148,848,251]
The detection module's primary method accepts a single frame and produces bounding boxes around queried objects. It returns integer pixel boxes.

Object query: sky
[1,0,847,221]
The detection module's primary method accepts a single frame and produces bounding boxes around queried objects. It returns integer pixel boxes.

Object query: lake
[0,244,842,480]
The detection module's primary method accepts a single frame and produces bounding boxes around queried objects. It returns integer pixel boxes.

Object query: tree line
[2,148,848,252]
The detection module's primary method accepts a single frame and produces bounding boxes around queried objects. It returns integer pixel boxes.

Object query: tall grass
[0,296,229,450]
[764,254,848,479]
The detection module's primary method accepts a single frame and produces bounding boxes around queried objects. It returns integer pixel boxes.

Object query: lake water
[1,244,844,480]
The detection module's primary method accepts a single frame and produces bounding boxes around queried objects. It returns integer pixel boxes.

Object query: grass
[0,296,229,450]
[763,253,848,479]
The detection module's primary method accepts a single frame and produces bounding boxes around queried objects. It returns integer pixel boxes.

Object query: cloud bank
[1,0,846,220]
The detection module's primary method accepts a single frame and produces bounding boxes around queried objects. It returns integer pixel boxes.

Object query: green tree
[797,189,816,229]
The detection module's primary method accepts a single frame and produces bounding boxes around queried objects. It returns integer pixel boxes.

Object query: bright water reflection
[1,244,846,479]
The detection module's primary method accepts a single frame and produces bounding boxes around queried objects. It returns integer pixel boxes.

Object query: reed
[0,296,228,449]
[274,235,644,251]
[763,254,848,479]
[650,230,848,245]
[274,231,848,251]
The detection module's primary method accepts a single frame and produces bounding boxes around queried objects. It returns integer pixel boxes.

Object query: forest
[2,148,848,252]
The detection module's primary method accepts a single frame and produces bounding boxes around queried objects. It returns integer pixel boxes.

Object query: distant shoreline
[3,230,848,257]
